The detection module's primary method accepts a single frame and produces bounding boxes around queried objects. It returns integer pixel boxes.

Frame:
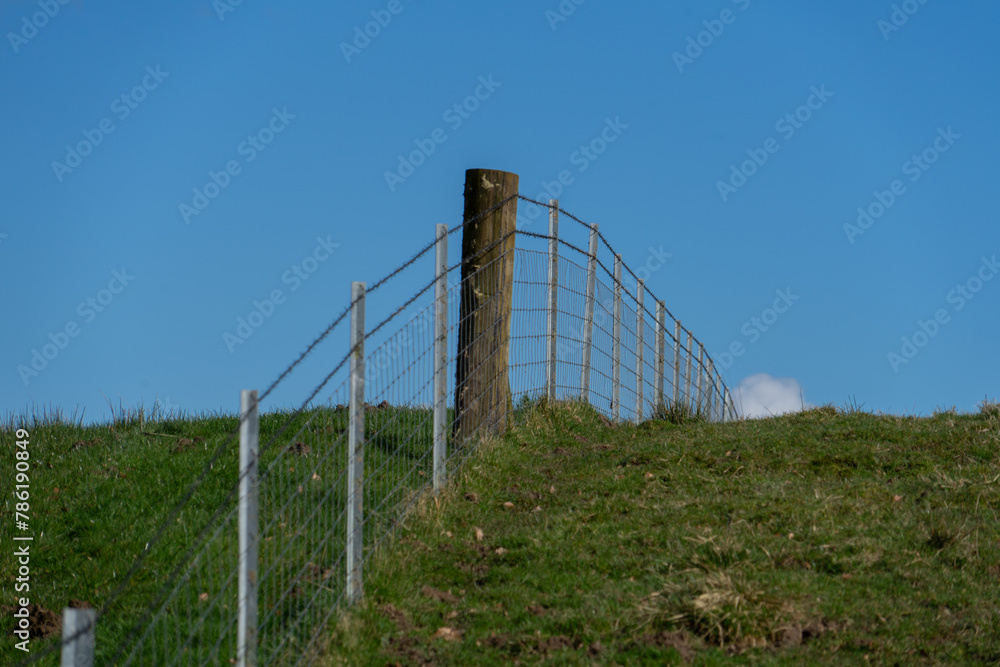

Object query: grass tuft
[650,400,705,424]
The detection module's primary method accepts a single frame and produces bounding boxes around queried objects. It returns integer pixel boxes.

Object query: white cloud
[733,373,809,419]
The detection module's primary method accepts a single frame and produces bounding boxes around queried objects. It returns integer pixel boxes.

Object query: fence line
[17,194,523,667]
[30,188,737,666]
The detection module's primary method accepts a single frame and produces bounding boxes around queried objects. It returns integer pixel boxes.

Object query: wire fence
[25,194,734,665]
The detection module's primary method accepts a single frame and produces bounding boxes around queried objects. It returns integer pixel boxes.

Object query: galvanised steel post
[433,225,448,492]
[347,282,366,604]
[238,389,259,667]
[635,279,645,421]
[580,224,599,402]
[612,254,622,423]
[547,201,559,402]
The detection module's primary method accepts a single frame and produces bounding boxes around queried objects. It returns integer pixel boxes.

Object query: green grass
[321,399,1000,665]
[649,399,709,425]
[0,401,446,665]
[4,399,999,664]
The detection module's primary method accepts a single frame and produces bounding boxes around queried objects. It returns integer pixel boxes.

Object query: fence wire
[28,195,735,666]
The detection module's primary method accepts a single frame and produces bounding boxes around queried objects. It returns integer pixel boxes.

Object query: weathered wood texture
[454,168,519,442]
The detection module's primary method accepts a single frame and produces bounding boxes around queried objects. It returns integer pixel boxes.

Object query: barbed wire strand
[21,194,523,666]
[104,199,523,665]
[517,196,703,343]
[514,219,719,371]
[106,197,521,662]
[520,194,739,417]
[26,192,735,664]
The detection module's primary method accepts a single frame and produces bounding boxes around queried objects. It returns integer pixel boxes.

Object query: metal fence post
[635,279,645,421]
[60,607,96,667]
[347,281,366,604]
[433,225,448,492]
[238,389,259,667]
[719,374,726,421]
[684,331,693,411]
[706,361,715,422]
[720,385,727,422]
[720,384,726,422]
[696,345,704,417]
[612,254,622,423]
[716,370,723,422]
[580,224,598,402]
[547,200,559,403]
[673,320,681,408]
[655,301,665,412]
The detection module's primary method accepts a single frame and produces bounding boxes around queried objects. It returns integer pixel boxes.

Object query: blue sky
[2,0,997,422]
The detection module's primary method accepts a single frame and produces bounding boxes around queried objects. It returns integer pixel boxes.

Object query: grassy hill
[322,400,1000,665]
[3,400,999,665]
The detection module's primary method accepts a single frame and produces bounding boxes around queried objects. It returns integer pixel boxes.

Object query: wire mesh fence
[27,193,735,666]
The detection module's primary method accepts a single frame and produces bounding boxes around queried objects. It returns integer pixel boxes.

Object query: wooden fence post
[454,169,518,441]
